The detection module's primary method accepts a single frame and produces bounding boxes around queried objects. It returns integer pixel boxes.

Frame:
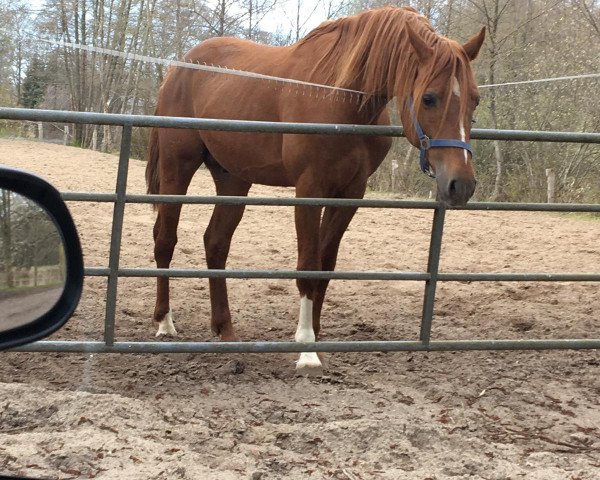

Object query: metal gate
[2,107,600,353]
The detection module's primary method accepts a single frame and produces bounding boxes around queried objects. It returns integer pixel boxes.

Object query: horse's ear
[462,27,486,61]
[406,22,433,64]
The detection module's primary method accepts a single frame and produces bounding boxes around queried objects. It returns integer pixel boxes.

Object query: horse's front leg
[294,201,324,375]
[312,203,360,337]
[312,181,366,337]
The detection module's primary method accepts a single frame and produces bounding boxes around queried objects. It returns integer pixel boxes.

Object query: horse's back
[155,36,393,187]
[184,37,284,73]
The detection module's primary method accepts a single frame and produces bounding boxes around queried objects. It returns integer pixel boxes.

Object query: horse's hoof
[295,352,324,377]
[220,333,240,342]
[155,310,177,337]
[217,326,239,342]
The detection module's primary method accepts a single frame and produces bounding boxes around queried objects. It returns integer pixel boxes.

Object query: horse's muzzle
[437,176,477,207]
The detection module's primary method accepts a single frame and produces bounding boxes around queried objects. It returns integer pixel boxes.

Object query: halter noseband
[408,97,473,178]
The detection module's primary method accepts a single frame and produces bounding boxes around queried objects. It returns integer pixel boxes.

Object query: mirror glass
[0,189,66,332]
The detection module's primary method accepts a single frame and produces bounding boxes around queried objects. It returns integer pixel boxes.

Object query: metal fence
[2,107,600,354]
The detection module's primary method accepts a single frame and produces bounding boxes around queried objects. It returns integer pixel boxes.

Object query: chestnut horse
[146,6,485,373]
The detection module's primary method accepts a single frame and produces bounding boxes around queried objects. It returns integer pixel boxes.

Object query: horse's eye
[472,118,476,124]
[422,93,438,108]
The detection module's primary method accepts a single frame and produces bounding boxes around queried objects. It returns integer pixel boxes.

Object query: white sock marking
[295,296,314,342]
[156,310,178,336]
[295,296,322,371]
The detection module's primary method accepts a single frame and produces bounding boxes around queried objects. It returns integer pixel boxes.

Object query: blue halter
[408,97,473,178]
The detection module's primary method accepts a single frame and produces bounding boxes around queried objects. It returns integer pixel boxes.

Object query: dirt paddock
[0,138,599,479]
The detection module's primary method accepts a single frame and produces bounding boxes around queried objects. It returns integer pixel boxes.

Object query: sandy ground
[0,138,599,479]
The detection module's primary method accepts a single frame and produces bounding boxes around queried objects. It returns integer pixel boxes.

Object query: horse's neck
[358,95,391,124]
[287,31,408,101]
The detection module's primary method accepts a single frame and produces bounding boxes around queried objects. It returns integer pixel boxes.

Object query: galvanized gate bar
[0,107,402,135]
[85,268,111,276]
[420,207,446,344]
[13,338,600,353]
[83,267,600,282]
[117,268,429,281]
[458,202,600,212]
[439,273,600,281]
[2,107,599,354]
[62,192,117,202]
[103,124,132,345]
[3,106,600,143]
[60,192,600,213]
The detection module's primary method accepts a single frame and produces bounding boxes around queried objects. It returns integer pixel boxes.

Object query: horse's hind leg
[152,130,203,336]
[203,162,251,341]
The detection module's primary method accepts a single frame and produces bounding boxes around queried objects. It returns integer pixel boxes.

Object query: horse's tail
[145,126,160,210]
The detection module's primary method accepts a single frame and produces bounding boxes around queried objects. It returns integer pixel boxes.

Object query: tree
[1,0,599,203]
[193,0,246,37]
[0,189,62,289]
[0,0,31,107]
[242,0,279,40]
[575,0,600,38]
[464,0,513,201]
[20,56,48,108]
[0,189,14,288]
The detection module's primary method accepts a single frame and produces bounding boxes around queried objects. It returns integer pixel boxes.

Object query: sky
[257,0,334,36]
[26,0,335,39]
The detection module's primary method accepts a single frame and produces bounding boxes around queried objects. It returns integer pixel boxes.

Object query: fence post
[419,206,446,345]
[391,158,398,190]
[546,168,556,203]
[37,122,43,140]
[103,125,111,152]
[103,123,132,346]
[92,126,98,150]
[63,125,69,145]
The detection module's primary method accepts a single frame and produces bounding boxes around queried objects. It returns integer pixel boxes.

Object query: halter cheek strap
[408,97,473,178]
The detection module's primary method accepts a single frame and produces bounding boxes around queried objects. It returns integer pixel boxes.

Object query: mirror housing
[0,167,83,350]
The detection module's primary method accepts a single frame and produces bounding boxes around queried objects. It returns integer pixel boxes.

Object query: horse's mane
[293,6,474,120]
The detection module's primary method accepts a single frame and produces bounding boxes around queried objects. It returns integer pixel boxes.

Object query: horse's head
[400,24,485,207]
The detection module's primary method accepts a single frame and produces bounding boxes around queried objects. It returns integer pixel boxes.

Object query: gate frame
[2,107,599,353]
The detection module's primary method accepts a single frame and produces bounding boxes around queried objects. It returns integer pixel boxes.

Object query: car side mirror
[0,167,83,350]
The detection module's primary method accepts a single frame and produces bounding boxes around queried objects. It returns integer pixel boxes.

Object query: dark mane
[293,6,474,119]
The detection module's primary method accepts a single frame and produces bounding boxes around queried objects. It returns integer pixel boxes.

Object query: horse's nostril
[447,178,475,201]
[449,179,457,195]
